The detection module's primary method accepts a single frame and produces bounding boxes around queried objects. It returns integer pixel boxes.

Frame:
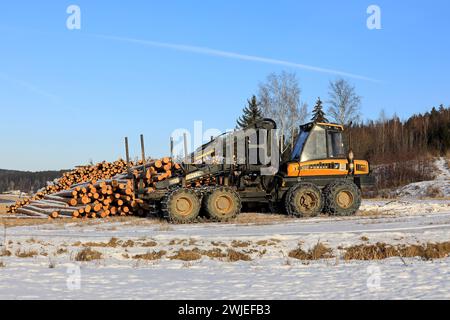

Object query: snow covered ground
[396,157,450,198]
[1,199,449,300]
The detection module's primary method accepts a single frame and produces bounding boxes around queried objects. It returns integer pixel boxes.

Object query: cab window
[327,131,345,158]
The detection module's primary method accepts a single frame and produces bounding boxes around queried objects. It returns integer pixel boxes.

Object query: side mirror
[348,149,354,162]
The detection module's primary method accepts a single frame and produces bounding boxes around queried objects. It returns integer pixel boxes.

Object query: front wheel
[323,181,361,216]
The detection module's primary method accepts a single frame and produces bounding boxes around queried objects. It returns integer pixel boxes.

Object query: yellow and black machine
[134,119,374,223]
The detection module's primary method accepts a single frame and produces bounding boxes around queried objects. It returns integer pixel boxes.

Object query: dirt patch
[343,242,450,261]
[75,247,103,261]
[289,243,334,260]
[133,250,166,260]
[169,249,202,261]
[15,249,38,258]
[0,261,5,268]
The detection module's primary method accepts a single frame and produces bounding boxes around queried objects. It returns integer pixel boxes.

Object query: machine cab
[287,122,369,178]
[291,122,346,162]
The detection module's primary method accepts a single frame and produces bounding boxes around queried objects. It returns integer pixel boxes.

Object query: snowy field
[0,198,449,300]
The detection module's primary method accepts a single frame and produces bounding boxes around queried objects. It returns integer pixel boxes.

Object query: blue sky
[0,1,449,171]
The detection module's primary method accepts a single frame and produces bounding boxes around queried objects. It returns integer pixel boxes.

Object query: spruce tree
[311,97,328,123]
[236,95,264,128]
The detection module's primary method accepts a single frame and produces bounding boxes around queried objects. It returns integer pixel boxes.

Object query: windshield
[291,130,309,161]
[301,126,327,161]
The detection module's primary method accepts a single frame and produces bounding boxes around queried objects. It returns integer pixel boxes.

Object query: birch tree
[327,78,361,126]
[258,71,308,147]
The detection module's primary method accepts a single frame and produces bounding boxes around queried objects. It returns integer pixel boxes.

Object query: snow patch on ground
[0,199,449,299]
[396,157,450,198]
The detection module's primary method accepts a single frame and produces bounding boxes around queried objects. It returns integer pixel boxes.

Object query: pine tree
[311,97,328,123]
[236,95,264,128]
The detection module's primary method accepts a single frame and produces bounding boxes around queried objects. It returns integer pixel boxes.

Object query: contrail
[0,72,59,103]
[93,34,379,82]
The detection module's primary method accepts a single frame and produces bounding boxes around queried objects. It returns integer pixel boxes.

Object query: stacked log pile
[7,157,186,219]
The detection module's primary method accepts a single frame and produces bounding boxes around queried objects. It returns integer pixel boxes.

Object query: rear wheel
[162,188,201,223]
[323,181,361,216]
[285,183,324,217]
[204,187,241,221]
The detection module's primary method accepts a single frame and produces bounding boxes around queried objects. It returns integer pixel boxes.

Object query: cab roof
[300,122,344,131]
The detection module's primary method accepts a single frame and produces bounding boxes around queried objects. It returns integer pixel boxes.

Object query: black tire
[161,188,201,223]
[323,180,361,216]
[203,187,241,221]
[285,183,324,217]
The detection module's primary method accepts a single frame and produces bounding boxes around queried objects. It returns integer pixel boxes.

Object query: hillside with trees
[348,105,450,164]
[0,169,66,194]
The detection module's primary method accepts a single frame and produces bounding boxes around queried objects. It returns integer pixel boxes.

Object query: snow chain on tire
[203,186,242,222]
[285,182,324,217]
[323,180,361,216]
[161,188,201,224]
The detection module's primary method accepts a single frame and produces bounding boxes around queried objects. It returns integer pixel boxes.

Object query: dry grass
[15,249,38,258]
[79,238,138,248]
[289,243,334,260]
[141,240,158,247]
[0,204,8,215]
[201,248,227,259]
[256,239,280,246]
[56,248,68,255]
[231,240,251,248]
[121,240,135,247]
[343,242,450,261]
[0,249,12,257]
[425,186,444,198]
[0,217,58,228]
[133,250,166,260]
[169,249,202,261]
[75,247,103,261]
[82,237,121,248]
[226,249,252,262]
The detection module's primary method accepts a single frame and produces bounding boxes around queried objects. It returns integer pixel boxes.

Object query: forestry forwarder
[131,119,374,223]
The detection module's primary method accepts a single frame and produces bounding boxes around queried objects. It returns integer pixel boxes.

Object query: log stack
[8,156,221,219]
[7,157,183,219]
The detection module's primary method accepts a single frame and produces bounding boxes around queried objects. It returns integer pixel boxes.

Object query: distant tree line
[0,169,67,194]
[348,104,450,164]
